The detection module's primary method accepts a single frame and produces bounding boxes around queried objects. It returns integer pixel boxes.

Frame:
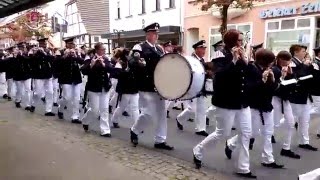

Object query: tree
[191,0,264,35]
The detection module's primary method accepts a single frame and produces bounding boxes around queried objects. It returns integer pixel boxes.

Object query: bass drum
[154,53,205,101]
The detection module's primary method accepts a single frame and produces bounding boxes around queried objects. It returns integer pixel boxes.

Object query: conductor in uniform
[130,22,174,150]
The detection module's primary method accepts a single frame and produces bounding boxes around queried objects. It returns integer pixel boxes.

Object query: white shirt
[146,40,157,51]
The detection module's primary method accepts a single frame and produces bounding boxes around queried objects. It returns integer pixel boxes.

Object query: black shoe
[45,112,55,116]
[25,106,31,111]
[298,144,318,151]
[83,124,89,132]
[130,130,138,146]
[187,118,194,122]
[113,122,120,128]
[30,106,35,112]
[71,119,82,124]
[225,141,232,159]
[7,97,12,101]
[206,118,209,126]
[122,111,129,116]
[100,133,111,138]
[2,94,8,99]
[271,135,276,144]
[317,134,320,138]
[176,119,183,130]
[15,102,21,108]
[280,149,300,159]
[41,97,46,103]
[109,105,112,114]
[172,106,181,110]
[195,131,208,137]
[193,154,202,169]
[236,172,257,179]
[64,106,67,110]
[154,142,174,150]
[166,110,170,118]
[294,122,298,130]
[58,111,63,119]
[261,162,284,169]
[231,127,236,130]
[249,138,255,150]
[53,103,59,107]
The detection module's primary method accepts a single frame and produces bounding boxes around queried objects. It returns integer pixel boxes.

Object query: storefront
[184,0,320,59]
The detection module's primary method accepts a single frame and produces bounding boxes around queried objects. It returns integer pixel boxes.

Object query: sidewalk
[0,102,229,180]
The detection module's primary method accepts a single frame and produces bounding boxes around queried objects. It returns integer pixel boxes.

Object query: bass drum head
[154,53,191,100]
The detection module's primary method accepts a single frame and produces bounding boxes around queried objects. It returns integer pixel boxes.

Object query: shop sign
[260,2,320,19]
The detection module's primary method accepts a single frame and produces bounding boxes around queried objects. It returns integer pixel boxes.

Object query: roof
[0,0,54,18]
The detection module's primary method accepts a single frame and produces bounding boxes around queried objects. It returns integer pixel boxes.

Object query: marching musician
[225,49,284,169]
[176,40,209,137]
[12,43,33,110]
[287,44,317,152]
[56,48,84,124]
[81,42,117,137]
[52,49,61,107]
[193,29,256,178]
[111,48,139,128]
[310,47,320,138]
[3,47,15,101]
[130,22,174,150]
[0,49,8,99]
[29,38,55,116]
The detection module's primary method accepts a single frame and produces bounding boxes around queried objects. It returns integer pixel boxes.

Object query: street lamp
[113,29,124,47]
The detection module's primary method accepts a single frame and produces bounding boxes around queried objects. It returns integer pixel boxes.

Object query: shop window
[227,25,236,30]
[266,29,311,54]
[94,36,100,42]
[281,19,295,30]
[210,28,220,34]
[267,22,279,30]
[297,19,310,28]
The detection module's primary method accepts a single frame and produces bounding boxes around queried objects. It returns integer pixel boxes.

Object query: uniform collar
[146,40,156,48]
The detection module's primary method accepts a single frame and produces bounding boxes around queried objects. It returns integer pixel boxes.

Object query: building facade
[64,0,111,53]
[184,0,320,59]
[105,0,184,48]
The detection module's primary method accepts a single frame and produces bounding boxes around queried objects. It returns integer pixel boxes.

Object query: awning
[101,26,181,39]
[0,0,54,18]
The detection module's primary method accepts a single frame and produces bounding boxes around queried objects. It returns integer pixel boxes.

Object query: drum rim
[154,53,194,101]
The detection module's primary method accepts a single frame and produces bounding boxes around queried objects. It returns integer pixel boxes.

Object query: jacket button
[241,90,244,93]
[242,77,245,79]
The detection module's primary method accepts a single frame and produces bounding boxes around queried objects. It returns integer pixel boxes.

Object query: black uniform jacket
[115,56,139,95]
[2,56,15,80]
[81,56,120,93]
[134,41,164,92]
[288,57,313,104]
[31,51,53,79]
[247,62,278,112]
[12,54,32,81]
[211,48,251,109]
[310,57,320,96]
[57,55,83,85]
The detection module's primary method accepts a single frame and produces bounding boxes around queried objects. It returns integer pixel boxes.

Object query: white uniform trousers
[111,93,139,124]
[83,90,110,135]
[227,109,275,164]
[176,96,206,132]
[291,102,311,145]
[6,78,14,98]
[52,78,59,103]
[272,96,295,150]
[193,107,252,174]
[58,84,81,120]
[311,96,320,134]
[109,78,118,108]
[32,78,54,113]
[15,79,32,107]
[0,72,7,96]
[131,92,167,143]
[206,105,216,120]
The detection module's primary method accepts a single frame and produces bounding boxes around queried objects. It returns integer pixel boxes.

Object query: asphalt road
[9,95,319,180]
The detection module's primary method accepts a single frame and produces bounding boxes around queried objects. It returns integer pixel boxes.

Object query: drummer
[130,22,174,150]
[163,41,173,54]
[176,40,209,137]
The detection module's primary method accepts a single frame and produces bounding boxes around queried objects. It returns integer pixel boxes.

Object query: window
[297,19,310,28]
[94,36,99,42]
[169,0,175,8]
[156,0,160,11]
[281,19,295,29]
[267,22,279,30]
[209,23,252,58]
[117,1,121,19]
[141,0,145,14]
